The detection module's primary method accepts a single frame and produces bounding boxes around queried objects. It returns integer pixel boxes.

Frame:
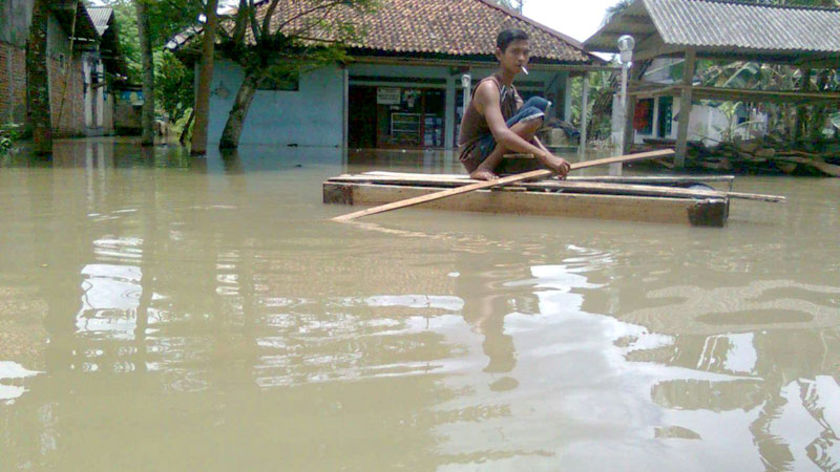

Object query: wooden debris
[638,138,840,177]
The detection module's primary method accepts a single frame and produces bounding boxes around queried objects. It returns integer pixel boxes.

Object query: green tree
[107,0,203,81]
[103,0,203,141]
[215,0,377,149]
[190,0,219,155]
[135,0,156,145]
[25,0,52,154]
[155,50,194,125]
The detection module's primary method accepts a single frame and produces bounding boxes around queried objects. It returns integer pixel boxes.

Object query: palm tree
[603,0,633,26]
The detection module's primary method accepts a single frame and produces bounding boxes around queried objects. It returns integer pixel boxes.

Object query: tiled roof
[50,2,99,41]
[231,0,600,64]
[585,0,840,54]
[87,6,114,37]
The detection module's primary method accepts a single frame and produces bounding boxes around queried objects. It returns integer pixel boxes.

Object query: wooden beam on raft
[330,150,675,222]
[327,173,785,203]
[675,48,696,168]
[324,182,730,227]
[361,171,738,186]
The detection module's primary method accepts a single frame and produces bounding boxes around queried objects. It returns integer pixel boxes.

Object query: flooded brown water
[1,138,839,471]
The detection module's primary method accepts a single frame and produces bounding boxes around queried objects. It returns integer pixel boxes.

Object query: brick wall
[0,40,86,136]
[0,40,26,124]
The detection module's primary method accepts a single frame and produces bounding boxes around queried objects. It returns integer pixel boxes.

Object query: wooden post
[675,48,696,167]
[794,68,811,141]
[342,66,349,149]
[621,63,639,155]
[578,73,589,159]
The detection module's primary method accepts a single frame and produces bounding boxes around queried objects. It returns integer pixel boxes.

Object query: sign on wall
[376,87,401,105]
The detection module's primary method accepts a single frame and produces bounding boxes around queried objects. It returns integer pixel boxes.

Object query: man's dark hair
[496,29,529,52]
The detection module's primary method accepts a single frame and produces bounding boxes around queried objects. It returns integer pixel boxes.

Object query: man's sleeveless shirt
[457,74,523,153]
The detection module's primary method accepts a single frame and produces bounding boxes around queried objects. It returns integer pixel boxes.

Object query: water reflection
[0,138,839,470]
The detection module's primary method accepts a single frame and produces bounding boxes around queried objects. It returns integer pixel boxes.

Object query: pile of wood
[634,138,840,177]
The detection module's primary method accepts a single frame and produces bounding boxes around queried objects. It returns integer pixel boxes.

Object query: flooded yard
[1,138,839,471]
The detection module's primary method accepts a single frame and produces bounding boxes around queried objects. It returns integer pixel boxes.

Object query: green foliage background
[100,0,201,124]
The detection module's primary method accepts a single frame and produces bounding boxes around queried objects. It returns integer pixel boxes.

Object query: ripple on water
[620,279,840,334]
[0,361,41,403]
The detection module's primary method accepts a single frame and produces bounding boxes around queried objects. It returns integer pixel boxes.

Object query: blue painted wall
[206,59,567,148]
[207,60,345,147]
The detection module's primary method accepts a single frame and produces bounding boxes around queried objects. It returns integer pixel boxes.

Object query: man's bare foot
[470,169,498,181]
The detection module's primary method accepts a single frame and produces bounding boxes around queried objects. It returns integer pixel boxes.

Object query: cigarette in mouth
[521,65,529,75]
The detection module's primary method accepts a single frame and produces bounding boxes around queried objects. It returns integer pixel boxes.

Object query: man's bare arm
[474,82,570,175]
[474,82,547,157]
[533,135,570,176]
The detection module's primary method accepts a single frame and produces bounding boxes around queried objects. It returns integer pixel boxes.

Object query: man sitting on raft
[458,28,571,180]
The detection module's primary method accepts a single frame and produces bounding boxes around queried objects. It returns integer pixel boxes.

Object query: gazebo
[584,0,840,166]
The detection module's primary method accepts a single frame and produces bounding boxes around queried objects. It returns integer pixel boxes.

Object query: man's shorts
[459,96,552,173]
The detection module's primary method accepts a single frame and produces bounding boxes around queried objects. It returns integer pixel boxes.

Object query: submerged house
[0,1,125,136]
[85,6,127,136]
[170,0,604,149]
[584,0,840,164]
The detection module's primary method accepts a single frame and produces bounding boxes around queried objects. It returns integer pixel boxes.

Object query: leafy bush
[0,123,20,155]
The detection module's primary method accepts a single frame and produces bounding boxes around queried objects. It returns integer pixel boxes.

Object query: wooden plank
[327,174,783,202]
[360,170,736,185]
[324,182,728,227]
[330,149,676,222]
[631,83,840,105]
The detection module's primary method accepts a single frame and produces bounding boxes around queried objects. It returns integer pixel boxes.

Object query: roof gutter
[348,55,617,72]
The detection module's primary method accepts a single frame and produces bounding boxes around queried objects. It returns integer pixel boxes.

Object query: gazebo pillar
[794,67,811,141]
[622,62,641,154]
[579,72,589,159]
[675,48,696,167]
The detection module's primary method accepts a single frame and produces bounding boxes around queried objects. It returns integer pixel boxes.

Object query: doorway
[348,85,445,149]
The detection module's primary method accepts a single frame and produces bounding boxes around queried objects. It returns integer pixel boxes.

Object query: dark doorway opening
[348,86,378,148]
[348,85,446,149]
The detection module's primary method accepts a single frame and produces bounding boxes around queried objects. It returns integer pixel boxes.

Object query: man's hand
[540,152,571,177]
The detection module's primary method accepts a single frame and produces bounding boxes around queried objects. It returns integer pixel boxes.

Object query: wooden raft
[323,172,733,227]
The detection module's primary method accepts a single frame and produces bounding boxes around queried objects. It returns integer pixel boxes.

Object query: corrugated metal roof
[647,0,840,52]
[585,0,840,54]
[86,6,114,37]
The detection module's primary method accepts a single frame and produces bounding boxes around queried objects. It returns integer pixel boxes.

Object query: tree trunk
[190,0,219,155]
[218,70,259,149]
[135,0,155,146]
[25,0,51,155]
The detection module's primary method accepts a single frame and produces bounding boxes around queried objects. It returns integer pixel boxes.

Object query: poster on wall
[377,87,401,105]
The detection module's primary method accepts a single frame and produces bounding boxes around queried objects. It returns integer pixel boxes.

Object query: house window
[257,71,299,91]
[633,98,654,134]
